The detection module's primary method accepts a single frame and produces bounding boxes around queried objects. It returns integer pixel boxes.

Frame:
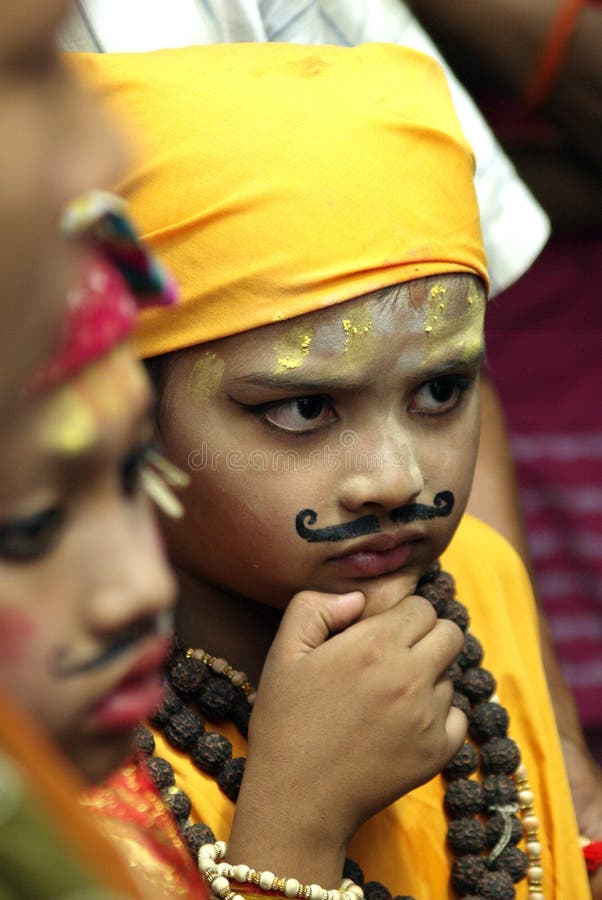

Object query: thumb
[272,590,366,659]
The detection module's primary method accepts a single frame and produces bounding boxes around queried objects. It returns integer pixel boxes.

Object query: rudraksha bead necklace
[136,563,545,900]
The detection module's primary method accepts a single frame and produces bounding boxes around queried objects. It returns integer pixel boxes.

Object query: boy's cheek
[0,608,58,722]
[0,607,36,665]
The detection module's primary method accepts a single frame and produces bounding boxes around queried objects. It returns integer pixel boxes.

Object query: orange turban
[71,42,488,358]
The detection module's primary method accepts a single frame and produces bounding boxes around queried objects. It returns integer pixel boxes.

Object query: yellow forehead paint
[420,280,486,365]
[424,283,448,334]
[340,302,377,369]
[457,283,486,361]
[273,325,313,372]
[466,281,485,307]
[40,385,99,455]
[77,344,148,421]
[40,345,148,455]
[188,351,225,406]
[459,336,485,364]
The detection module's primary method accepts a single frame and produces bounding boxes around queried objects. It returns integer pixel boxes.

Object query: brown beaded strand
[136,563,543,900]
[190,650,257,705]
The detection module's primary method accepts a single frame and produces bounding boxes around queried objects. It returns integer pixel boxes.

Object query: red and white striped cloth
[487,229,602,731]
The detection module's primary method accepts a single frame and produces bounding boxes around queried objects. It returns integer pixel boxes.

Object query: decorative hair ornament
[29,191,188,518]
[31,191,177,393]
[60,190,177,307]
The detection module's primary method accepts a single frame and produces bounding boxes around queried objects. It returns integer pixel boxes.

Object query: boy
[0,202,207,894]
[0,5,144,891]
[74,43,590,897]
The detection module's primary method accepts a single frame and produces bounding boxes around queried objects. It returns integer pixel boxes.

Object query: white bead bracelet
[198,841,364,900]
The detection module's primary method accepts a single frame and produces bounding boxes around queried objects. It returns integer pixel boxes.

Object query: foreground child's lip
[329,529,423,558]
[328,534,423,578]
[88,638,169,734]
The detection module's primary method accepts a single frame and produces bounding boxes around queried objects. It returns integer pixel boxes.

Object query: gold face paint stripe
[424,283,448,334]
[188,352,225,406]
[273,326,314,372]
[420,280,486,365]
[339,301,377,371]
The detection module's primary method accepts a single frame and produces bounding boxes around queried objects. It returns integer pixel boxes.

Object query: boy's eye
[0,508,64,563]
[410,375,473,415]
[262,396,337,433]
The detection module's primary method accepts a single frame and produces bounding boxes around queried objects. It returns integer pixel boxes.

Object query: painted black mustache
[295,490,454,543]
[51,613,170,679]
[389,490,454,524]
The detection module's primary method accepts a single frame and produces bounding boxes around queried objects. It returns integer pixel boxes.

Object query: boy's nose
[338,430,424,516]
[83,499,176,637]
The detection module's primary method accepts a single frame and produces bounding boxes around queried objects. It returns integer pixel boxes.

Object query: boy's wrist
[229,778,348,886]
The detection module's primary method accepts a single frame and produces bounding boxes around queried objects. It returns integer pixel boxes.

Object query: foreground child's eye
[410,375,473,415]
[0,508,64,562]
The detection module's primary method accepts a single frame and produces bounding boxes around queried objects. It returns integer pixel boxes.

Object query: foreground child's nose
[82,503,176,636]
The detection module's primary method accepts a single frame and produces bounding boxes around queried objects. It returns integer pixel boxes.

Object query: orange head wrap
[71,42,488,358]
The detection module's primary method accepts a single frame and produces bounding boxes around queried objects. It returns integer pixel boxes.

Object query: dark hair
[144,351,175,429]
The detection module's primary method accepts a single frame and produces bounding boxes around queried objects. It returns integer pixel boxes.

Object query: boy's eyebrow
[234,345,486,392]
[235,372,370,391]
[421,346,486,379]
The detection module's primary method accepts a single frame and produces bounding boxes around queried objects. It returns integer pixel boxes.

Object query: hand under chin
[359,568,422,618]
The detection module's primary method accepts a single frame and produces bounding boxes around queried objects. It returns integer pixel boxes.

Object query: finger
[411,618,465,677]
[436,618,466,664]
[371,593,439,648]
[273,590,366,660]
[430,678,469,766]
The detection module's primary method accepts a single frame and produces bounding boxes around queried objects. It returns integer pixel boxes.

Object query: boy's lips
[327,531,424,578]
[87,637,170,734]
